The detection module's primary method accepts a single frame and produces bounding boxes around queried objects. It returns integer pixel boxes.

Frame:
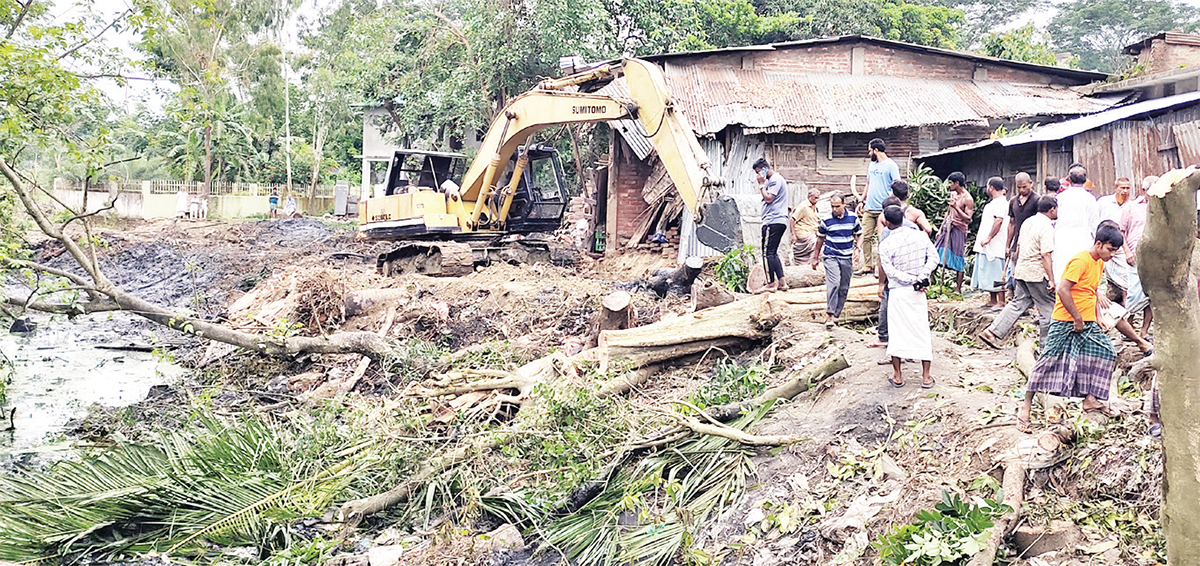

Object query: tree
[1050,0,1200,72]
[135,0,296,194]
[753,0,964,48]
[0,0,391,358]
[981,23,1068,67]
[1137,168,1200,566]
[932,0,1039,48]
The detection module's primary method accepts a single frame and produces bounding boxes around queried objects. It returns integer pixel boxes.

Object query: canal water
[0,313,184,464]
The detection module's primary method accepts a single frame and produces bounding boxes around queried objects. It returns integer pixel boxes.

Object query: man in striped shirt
[811,193,862,328]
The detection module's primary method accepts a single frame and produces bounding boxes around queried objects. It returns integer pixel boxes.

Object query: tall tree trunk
[203,123,213,198]
[1138,167,1200,566]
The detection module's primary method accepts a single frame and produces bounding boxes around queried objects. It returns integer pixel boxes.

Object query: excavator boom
[357,58,742,278]
[454,58,741,251]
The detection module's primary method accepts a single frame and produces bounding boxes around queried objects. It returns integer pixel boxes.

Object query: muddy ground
[2,217,1167,566]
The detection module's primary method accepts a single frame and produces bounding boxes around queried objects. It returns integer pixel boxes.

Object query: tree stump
[648,256,704,297]
[598,291,634,332]
[692,278,735,311]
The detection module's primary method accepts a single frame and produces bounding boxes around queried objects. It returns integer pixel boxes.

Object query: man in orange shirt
[1016,224,1124,433]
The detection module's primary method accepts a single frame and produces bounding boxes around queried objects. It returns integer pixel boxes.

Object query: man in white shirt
[1053,165,1099,282]
[1097,177,1131,222]
[879,205,939,389]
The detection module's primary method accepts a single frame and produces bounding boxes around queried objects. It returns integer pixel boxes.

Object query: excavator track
[375,237,575,277]
[376,242,477,277]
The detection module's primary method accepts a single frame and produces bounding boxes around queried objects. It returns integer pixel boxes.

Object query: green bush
[875,491,1010,566]
[715,244,755,293]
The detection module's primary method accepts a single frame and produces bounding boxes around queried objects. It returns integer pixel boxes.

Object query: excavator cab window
[384,151,466,195]
[506,145,567,233]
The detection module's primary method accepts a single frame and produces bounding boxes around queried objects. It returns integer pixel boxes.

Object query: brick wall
[607,137,652,246]
[1138,38,1200,75]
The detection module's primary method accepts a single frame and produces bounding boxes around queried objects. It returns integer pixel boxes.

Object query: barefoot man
[1016,223,1125,433]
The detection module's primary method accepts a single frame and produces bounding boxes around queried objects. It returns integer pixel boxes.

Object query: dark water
[0,313,183,463]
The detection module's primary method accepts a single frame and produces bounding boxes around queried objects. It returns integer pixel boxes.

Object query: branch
[57,9,131,61]
[2,294,120,315]
[4,0,32,41]
[3,257,96,289]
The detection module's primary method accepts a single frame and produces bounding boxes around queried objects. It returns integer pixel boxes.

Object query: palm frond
[538,402,771,566]
[0,414,367,562]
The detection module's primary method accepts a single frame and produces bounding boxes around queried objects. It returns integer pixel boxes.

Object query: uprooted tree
[1139,166,1200,566]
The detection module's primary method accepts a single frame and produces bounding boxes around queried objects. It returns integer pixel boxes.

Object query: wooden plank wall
[1073,129,1115,195]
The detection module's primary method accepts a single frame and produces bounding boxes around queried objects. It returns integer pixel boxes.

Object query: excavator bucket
[695,195,743,252]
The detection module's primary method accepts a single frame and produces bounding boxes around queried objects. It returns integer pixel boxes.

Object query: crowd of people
[753,139,1165,436]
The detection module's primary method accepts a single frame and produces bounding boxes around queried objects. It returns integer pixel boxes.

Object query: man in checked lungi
[1016,223,1126,433]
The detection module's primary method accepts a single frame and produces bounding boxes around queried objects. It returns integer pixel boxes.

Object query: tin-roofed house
[594,35,1112,261]
[917,32,1200,198]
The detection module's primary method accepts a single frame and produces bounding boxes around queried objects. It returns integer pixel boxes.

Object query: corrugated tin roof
[662,64,1116,135]
[916,90,1200,159]
[594,79,656,160]
[640,35,1108,83]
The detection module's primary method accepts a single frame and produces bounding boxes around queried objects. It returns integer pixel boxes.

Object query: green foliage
[538,404,768,566]
[0,414,364,560]
[1050,0,1200,72]
[690,358,770,408]
[907,163,950,233]
[716,244,755,293]
[753,0,964,48]
[981,24,1065,67]
[874,491,1010,566]
[931,0,1038,48]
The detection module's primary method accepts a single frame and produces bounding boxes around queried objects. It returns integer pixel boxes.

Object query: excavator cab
[503,143,567,233]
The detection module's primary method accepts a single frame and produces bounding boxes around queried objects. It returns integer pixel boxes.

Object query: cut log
[344,288,410,318]
[599,291,878,370]
[692,278,735,311]
[598,291,634,332]
[648,256,704,297]
[966,462,1027,566]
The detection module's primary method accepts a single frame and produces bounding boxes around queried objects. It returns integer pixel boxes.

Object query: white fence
[52,178,353,219]
[55,178,345,198]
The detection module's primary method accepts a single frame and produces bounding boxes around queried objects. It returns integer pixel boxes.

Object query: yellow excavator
[357,57,742,276]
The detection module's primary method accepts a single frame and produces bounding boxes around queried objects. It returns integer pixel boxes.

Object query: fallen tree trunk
[598,292,878,369]
[0,160,394,361]
[967,462,1026,566]
[972,421,1079,566]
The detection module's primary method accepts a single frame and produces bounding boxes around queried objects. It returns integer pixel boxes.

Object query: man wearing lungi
[878,205,939,388]
[1016,224,1125,433]
[790,190,820,264]
[971,177,1010,309]
[934,172,974,295]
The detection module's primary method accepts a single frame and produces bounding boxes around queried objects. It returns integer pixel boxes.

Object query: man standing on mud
[755,158,789,292]
[861,138,899,276]
[934,172,973,294]
[1016,224,1125,433]
[981,195,1058,347]
[811,193,861,328]
[878,205,938,388]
